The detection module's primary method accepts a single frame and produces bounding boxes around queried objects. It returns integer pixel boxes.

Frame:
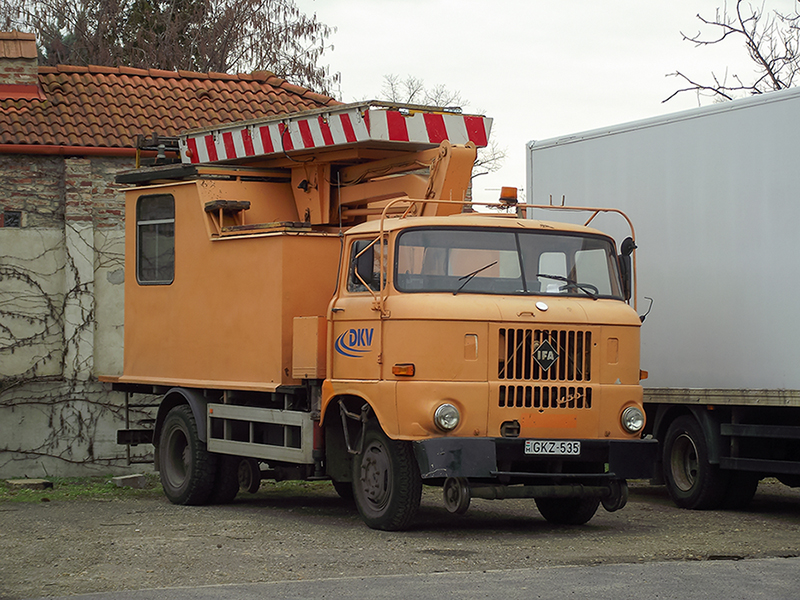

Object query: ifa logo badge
[533,339,559,371]
[335,328,374,358]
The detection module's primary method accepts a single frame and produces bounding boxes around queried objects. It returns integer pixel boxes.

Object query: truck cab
[324,208,651,528]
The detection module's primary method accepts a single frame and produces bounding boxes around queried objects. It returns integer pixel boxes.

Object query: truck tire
[351,422,422,531]
[159,404,218,505]
[777,475,800,488]
[332,480,354,502]
[208,455,241,504]
[663,415,727,509]
[723,472,760,510]
[535,496,600,525]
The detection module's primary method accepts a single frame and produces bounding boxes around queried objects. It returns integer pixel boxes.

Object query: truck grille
[497,328,593,410]
[498,384,592,409]
[498,328,592,382]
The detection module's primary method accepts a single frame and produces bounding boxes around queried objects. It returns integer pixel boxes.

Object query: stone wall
[0,153,155,478]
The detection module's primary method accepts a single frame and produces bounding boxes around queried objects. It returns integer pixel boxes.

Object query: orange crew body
[120,177,340,391]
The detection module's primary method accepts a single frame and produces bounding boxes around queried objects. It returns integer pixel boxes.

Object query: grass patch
[0,474,345,505]
[0,474,164,503]
[250,479,337,499]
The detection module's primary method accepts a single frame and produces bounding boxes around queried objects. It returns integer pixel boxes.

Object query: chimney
[0,31,43,99]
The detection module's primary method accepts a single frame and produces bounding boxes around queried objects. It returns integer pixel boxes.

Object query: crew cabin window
[136,194,175,284]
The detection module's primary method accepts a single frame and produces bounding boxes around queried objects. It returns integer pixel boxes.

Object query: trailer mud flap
[608,438,659,479]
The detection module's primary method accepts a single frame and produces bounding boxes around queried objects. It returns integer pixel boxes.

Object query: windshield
[395,227,623,299]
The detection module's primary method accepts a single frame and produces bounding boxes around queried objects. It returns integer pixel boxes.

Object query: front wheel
[351,422,422,531]
[535,496,600,525]
[662,415,727,509]
[158,404,218,505]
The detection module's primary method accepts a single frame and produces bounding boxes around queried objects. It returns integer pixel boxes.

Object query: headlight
[434,403,460,431]
[621,406,645,433]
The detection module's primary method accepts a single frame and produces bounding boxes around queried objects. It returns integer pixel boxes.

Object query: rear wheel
[209,455,241,504]
[158,405,218,505]
[535,496,600,525]
[663,415,728,509]
[723,472,760,510]
[352,422,422,531]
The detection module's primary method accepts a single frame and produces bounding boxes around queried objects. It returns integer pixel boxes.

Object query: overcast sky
[294,0,795,203]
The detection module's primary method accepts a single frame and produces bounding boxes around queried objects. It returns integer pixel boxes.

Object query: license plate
[524,440,581,456]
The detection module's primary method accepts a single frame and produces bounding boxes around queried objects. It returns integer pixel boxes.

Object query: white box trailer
[526,86,800,510]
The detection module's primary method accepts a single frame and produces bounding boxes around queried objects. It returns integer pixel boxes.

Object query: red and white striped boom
[180,101,493,165]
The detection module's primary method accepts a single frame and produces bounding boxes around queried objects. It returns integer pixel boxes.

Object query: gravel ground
[1,479,799,599]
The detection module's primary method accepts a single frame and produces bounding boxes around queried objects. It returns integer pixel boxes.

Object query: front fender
[321,379,398,436]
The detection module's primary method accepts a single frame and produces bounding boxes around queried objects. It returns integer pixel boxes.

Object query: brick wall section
[91,157,135,228]
[64,158,93,222]
[0,155,65,228]
[1,155,135,229]
[0,57,38,86]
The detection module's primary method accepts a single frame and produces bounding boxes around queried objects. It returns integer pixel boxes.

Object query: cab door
[330,237,385,382]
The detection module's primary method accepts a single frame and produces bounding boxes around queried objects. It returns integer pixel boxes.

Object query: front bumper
[412,437,658,482]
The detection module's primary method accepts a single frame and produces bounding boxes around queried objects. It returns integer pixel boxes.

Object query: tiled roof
[0,65,340,149]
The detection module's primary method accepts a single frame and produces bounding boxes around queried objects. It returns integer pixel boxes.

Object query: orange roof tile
[0,65,340,149]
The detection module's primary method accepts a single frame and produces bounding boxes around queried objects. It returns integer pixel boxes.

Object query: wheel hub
[360,443,390,507]
[164,428,189,488]
[671,432,699,492]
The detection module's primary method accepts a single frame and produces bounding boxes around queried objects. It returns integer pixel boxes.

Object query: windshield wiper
[454,261,498,295]
[536,273,599,300]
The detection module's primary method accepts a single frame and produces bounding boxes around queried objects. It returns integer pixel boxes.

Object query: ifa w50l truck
[527,87,800,511]
[105,102,656,530]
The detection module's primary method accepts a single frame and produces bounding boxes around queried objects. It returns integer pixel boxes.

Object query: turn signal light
[392,363,415,377]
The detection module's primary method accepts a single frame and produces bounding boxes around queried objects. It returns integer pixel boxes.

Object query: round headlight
[621,406,645,433]
[434,403,460,431]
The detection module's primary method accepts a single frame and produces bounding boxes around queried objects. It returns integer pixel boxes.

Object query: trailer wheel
[443,477,471,515]
[535,496,600,525]
[238,458,262,494]
[159,404,218,505]
[351,422,422,531]
[663,415,727,509]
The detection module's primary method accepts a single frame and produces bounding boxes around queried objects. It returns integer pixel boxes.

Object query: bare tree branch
[380,74,464,108]
[666,0,800,102]
[378,74,505,176]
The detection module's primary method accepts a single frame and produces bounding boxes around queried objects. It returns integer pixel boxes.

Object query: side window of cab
[347,238,385,293]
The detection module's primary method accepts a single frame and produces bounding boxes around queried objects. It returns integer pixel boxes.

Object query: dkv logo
[335,328,374,358]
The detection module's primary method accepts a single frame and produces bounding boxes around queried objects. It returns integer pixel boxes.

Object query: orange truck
[105,101,656,530]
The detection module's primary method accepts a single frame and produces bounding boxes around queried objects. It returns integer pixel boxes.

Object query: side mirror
[620,237,636,257]
[619,237,636,302]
